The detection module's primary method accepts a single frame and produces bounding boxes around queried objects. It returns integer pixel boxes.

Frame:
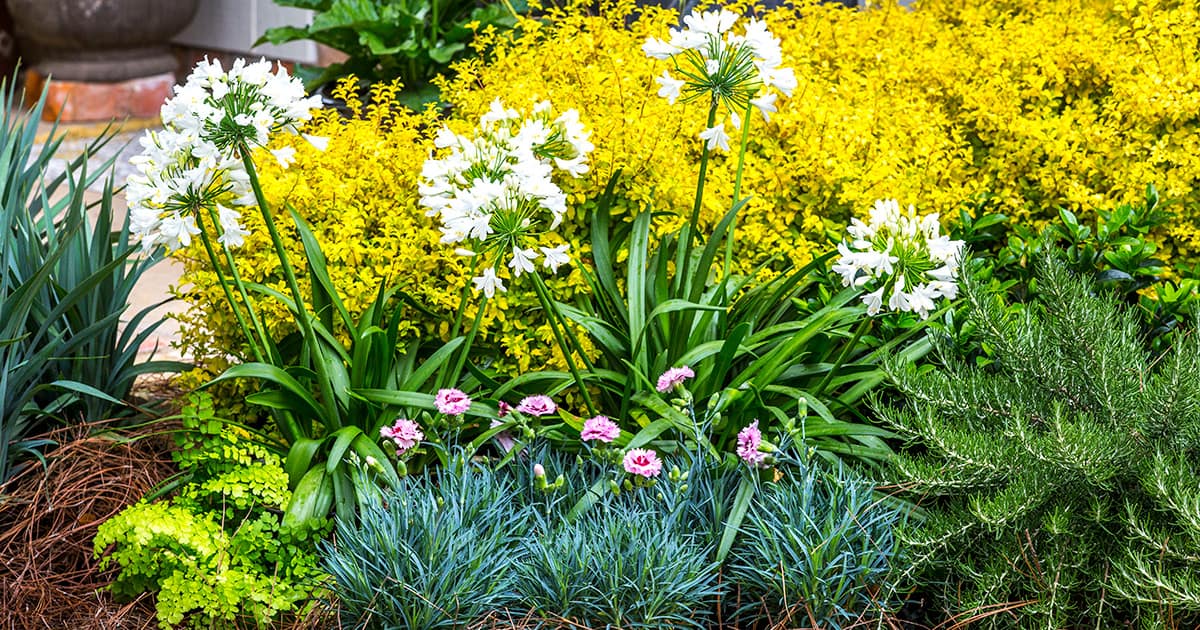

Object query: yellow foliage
[175,0,1200,385]
[442,0,1200,262]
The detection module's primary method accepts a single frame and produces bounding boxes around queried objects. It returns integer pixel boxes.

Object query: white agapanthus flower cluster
[419,99,593,298]
[833,199,965,319]
[643,9,796,152]
[126,58,322,253]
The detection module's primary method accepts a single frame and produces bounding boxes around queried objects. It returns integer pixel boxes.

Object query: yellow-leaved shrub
[175,0,1200,387]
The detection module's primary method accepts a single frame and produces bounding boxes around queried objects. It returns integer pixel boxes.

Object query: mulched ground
[0,374,339,630]
[0,419,171,629]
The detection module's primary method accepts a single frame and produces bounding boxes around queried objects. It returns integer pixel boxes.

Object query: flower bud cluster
[419,99,594,298]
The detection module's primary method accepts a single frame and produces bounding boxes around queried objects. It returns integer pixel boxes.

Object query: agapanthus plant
[833,199,965,319]
[420,98,599,414]
[643,9,796,278]
[129,58,505,530]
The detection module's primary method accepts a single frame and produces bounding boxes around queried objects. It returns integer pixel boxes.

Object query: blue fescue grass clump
[515,499,723,628]
[320,458,530,629]
[727,461,902,629]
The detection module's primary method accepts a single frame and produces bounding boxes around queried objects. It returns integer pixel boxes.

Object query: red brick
[25,71,173,123]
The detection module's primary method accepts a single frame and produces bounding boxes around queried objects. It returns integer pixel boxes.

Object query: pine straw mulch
[0,418,174,629]
[0,372,338,630]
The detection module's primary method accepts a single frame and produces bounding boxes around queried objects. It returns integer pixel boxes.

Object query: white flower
[508,246,538,277]
[643,8,794,131]
[699,123,731,152]
[750,92,778,121]
[158,212,201,251]
[541,243,570,272]
[434,127,461,149]
[888,276,911,313]
[655,70,685,105]
[683,9,739,38]
[472,267,506,298]
[303,134,329,152]
[420,99,591,292]
[906,283,939,319]
[835,198,964,319]
[928,234,964,264]
[928,280,960,301]
[480,98,519,125]
[869,199,902,227]
[270,146,296,169]
[124,57,318,252]
[862,287,886,316]
[742,19,782,66]
[555,156,589,177]
[643,37,680,59]
[216,204,250,248]
[760,65,797,97]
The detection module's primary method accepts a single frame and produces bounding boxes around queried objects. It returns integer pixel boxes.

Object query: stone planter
[6,0,199,82]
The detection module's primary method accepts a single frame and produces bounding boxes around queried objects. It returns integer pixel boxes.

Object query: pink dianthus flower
[517,395,556,416]
[581,415,621,443]
[656,366,695,392]
[623,448,663,478]
[380,418,424,455]
[435,388,472,415]
[737,420,767,467]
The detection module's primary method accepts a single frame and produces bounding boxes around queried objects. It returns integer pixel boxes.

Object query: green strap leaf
[716,475,757,563]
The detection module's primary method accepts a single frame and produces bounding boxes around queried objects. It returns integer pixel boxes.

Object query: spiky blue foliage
[320,456,530,629]
[728,461,901,629]
[514,492,723,629]
[0,73,179,485]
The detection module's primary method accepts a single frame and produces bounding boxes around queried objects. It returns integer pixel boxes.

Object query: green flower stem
[722,101,756,282]
[446,295,488,389]
[673,98,721,299]
[438,256,481,390]
[193,211,263,364]
[815,315,872,397]
[203,203,274,364]
[239,143,340,428]
[531,272,597,417]
[447,257,481,342]
[533,273,596,374]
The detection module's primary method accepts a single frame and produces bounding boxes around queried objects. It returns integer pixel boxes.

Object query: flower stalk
[240,144,340,427]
